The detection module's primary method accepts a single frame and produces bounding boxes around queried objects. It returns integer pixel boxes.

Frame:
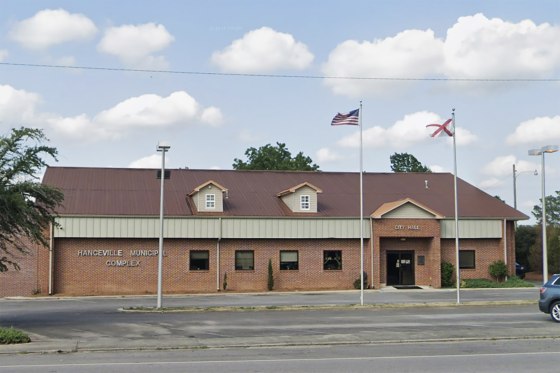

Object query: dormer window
[188,180,228,213]
[205,194,216,209]
[300,195,310,210]
[277,182,322,213]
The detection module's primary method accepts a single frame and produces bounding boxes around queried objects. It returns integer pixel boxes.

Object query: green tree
[233,142,319,171]
[390,153,430,173]
[532,191,560,226]
[515,225,537,271]
[0,127,64,272]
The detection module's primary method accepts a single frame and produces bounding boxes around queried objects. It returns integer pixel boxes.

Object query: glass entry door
[386,251,415,286]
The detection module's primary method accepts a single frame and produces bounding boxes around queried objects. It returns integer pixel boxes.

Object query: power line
[1,61,559,82]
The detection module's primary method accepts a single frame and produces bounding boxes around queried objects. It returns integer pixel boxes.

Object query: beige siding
[192,188,224,212]
[54,216,370,239]
[279,186,318,213]
[440,219,502,238]
[383,204,435,219]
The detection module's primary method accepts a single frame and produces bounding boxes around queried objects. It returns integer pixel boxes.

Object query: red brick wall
[372,218,441,288]
[0,240,43,297]
[52,238,365,295]
[441,238,504,280]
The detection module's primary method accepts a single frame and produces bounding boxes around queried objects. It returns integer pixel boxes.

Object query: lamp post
[528,145,558,284]
[156,141,170,309]
[512,164,537,210]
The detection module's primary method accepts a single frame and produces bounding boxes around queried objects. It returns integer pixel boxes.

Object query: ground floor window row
[190,249,479,272]
[189,250,343,271]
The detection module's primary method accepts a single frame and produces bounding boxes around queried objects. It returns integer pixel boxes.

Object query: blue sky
[1,0,559,223]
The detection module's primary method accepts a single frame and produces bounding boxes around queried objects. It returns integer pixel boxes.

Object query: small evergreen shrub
[267,259,274,291]
[222,272,228,291]
[489,260,508,282]
[441,261,455,287]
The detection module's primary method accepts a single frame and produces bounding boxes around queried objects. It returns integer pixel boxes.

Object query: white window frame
[300,195,310,210]
[205,193,216,209]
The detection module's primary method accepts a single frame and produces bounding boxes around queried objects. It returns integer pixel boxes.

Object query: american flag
[331,109,359,126]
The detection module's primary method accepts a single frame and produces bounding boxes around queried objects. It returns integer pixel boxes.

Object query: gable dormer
[188,180,228,213]
[277,182,322,213]
[371,198,443,219]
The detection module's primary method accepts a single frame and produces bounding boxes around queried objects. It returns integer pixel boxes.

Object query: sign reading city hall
[77,249,163,267]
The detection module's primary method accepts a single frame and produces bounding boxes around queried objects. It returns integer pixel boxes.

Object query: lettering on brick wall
[394,225,420,231]
[77,249,164,268]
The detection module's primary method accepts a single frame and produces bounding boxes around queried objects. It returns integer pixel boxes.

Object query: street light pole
[512,164,537,211]
[528,145,558,284]
[157,141,171,309]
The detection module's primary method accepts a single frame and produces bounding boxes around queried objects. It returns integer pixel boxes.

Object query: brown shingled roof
[42,167,528,220]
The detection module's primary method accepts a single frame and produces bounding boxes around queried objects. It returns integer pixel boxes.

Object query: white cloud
[322,30,444,97]
[97,23,174,68]
[0,50,8,61]
[323,14,560,97]
[0,84,42,127]
[481,155,537,175]
[429,165,446,173]
[478,177,504,190]
[316,147,343,163]
[211,27,314,73]
[338,111,443,149]
[128,154,163,168]
[444,13,560,79]
[10,9,97,50]
[200,106,224,127]
[95,91,198,128]
[451,127,477,146]
[48,91,221,140]
[506,115,560,145]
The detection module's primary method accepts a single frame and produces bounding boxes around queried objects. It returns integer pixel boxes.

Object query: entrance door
[386,251,415,286]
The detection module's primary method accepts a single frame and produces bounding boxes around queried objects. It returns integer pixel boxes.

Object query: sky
[1,0,559,224]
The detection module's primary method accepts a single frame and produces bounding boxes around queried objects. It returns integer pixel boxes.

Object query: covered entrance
[386,251,415,286]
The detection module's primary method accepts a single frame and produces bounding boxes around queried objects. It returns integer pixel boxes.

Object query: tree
[0,127,64,272]
[515,225,537,270]
[390,153,430,173]
[532,190,560,226]
[233,142,319,171]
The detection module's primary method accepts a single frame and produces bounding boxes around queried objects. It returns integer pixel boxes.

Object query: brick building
[1,167,527,296]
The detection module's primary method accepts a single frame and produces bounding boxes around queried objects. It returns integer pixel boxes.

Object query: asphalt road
[1,288,558,372]
[1,340,559,372]
[0,288,550,353]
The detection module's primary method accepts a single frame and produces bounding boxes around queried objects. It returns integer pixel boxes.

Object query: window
[205,194,216,209]
[280,251,299,270]
[300,195,310,210]
[459,250,475,269]
[189,250,209,270]
[235,250,254,270]
[324,250,342,270]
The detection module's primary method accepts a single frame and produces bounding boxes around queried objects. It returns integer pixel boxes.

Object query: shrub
[353,272,368,289]
[0,327,30,344]
[462,277,534,288]
[489,260,508,282]
[441,261,454,287]
[222,272,228,291]
[267,259,274,291]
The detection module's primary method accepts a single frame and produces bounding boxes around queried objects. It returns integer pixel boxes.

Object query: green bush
[0,327,31,344]
[441,261,454,287]
[489,260,508,282]
[462,277,534,288]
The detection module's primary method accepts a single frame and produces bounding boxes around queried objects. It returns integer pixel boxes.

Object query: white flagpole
[359,101,364,306]
[452,108,460,304]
